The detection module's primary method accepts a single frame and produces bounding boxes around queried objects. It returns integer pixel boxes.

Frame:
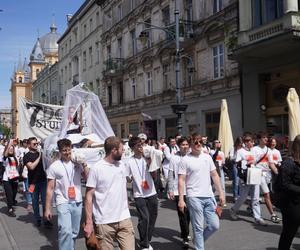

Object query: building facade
[10,60,32,137]
[35,0,242,140]
[98,0,242,139]
[232,0,300,147]
[31,23,60,104]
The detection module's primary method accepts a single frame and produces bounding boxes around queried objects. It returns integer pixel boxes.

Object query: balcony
[103,58,124,78]
[232,12,300,62]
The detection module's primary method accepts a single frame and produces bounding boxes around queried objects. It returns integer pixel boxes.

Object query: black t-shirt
[23,151,47,184]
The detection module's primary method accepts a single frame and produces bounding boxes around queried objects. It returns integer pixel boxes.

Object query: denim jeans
[32,181,47,222]
[187,197,219,250]
[232,164,240,199]
[24,178,32,205]
[57,202,82,250]
[231,182,261,220]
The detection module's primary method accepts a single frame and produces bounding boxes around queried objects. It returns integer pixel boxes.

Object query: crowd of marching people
[0,131,299,250]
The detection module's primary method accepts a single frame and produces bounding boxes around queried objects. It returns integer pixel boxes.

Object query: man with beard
[84,136,134,250]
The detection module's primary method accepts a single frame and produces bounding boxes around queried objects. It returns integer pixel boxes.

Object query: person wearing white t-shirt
[125,136,158,250]
[44,138,89,250]
[178,134,224,250]
[210,140,226,206]
[269,138,282,167]
[253,133,281,223]
[162,136,179,180]
[84,136,134,250]
[167,137,191,247]
[230,135,267,226]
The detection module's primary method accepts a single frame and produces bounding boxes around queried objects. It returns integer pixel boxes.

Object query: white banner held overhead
[19,97,63,140]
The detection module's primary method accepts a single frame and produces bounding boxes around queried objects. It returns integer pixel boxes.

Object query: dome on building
[39,23,60,55]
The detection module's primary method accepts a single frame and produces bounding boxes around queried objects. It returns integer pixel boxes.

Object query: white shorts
[260,175,270,194]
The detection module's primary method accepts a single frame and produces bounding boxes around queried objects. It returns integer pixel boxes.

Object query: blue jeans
[57,202,82,250]
[232,164,240,199]
[187,197,219,250]
[32,181,47,222]
[24,178,32,205]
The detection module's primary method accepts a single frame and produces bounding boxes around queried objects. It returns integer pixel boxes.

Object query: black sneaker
[44,220,53,229]
[182,239,189,248]
[8,209,16,217]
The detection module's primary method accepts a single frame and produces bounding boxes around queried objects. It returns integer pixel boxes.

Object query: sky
[0,0,84,109]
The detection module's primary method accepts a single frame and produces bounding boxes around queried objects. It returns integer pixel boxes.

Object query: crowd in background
[0,131,299,250]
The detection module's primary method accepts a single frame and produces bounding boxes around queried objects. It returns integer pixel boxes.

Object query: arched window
[18,77,23,83]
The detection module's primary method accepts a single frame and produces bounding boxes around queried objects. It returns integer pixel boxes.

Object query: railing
[103,58,124,75]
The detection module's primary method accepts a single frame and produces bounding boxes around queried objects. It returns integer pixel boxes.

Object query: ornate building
[11,21,60,137]
[232,0,300,146]
[36,0,243,140]
[31,22,60,103]
[98,0,242,139]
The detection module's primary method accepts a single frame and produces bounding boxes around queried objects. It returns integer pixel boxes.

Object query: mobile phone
[215,205,222,218]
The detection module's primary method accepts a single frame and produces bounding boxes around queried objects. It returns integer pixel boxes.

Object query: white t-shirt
[86,159,130,225]
[2,157,19,181]
[0,144,5,162]
[252,146,273,172]
[47,160,83,206]
[125,156,156,198]
[169,153,186,196]
[270,148,282,166]
[236,147,256,169]
[178,153,216,198]
[210,149,225,167]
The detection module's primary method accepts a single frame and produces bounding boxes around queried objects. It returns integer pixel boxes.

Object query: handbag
[246,167,262,185]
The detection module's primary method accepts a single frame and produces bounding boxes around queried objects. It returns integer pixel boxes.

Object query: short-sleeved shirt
[23,151,47,184]
[86,159,130,225]
[2,157,19,181]
[178,153,216,198]
[252,146,273,172]
[210,150,225,167]
[236,147,256,169]
[47,160,83,206]
[125,156,156,198]
[270,148,282,166]
[169,153,186,196]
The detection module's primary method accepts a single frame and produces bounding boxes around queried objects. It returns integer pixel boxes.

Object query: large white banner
[19,97,63,140]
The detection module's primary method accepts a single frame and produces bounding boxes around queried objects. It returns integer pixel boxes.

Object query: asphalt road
[0,185,299,250]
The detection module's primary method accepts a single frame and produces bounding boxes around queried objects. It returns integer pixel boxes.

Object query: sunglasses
[33,143,39,146]
[194,140,202,145]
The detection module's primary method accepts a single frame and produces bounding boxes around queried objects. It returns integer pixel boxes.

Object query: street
[0,184,299,250]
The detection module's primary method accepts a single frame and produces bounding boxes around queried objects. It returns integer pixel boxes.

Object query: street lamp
[138,0,188,135]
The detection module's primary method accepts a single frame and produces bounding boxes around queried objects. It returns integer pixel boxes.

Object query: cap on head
[138,133,147,140]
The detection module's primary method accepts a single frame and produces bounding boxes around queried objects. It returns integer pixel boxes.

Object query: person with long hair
[2,139,19,217]
[229,137,243,201]
[278,135,300,249]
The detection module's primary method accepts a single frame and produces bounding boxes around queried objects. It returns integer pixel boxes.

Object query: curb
[0,213,19,250]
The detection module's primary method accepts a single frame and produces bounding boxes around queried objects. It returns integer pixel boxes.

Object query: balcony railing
[103,58,124,77]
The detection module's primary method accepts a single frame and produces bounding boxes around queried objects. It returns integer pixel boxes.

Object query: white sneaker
[148,244,153,250]
[254,218,267,226]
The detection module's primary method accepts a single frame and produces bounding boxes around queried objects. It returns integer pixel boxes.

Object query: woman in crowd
[2,140,19,217]
[278,135,300,249]
[210,139,226,206]
[229,137,243,201]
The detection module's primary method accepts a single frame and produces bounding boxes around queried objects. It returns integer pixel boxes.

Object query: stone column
[239,0,252,31]
[284,0,298,13]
